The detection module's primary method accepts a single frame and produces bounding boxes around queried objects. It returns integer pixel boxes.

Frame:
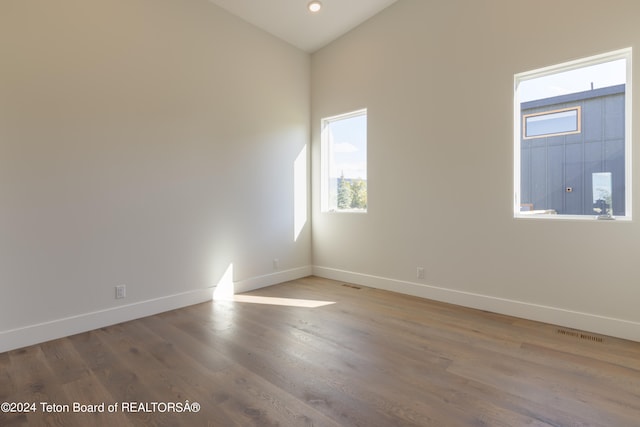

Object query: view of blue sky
[518,58,627,103]
[328,113,367,180]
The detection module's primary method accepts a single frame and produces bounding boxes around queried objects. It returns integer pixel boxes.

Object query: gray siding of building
[520,84,625,215]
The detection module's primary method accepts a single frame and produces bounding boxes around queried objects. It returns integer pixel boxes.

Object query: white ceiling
[207,0,400,53]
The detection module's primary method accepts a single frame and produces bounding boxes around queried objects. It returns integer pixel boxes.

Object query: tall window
[321,109,367,212]
[514,49,632,219]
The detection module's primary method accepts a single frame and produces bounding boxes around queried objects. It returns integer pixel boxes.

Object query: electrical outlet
[273,258,279,270]
[115,285,126,299]
[417,267,425,280]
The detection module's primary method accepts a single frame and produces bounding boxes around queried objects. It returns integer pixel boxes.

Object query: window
[523,107,581,139]
[514,48,632,219]
[321,109,367,212]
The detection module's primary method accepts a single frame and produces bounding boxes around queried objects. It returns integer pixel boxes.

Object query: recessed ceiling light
[308,1,322,13]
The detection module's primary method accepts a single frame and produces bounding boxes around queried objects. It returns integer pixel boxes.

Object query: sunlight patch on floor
[218,294,335,308]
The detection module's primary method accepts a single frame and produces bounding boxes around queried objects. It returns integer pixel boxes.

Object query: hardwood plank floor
[2,276,639,426]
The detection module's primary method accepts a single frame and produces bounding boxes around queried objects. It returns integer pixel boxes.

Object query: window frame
[513,48,632,221]
[523,106,581,140]
[320,108,368,214]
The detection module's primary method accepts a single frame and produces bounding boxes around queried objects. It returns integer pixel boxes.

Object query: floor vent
[342,284,361,290]
[556,328,604,343]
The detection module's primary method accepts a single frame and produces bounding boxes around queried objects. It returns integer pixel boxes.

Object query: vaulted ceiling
[207,0,399,52]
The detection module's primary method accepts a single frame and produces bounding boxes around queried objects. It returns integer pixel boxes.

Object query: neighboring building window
[523,107,581,139]
[321,109,367,212]
[514,48,632,219]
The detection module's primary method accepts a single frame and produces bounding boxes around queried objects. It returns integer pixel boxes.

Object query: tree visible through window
[321,109,367,212]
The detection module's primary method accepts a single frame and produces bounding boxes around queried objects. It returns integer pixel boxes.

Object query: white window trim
[321,108,368,213]
[513,48,632,221]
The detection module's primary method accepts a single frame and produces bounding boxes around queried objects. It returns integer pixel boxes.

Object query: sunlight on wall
[294,145,308,241]
[213,263,235,299]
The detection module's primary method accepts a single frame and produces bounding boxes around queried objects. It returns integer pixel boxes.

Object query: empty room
[1,0,639,426]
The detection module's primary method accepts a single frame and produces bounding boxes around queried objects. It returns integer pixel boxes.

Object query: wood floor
[2,276,639,426]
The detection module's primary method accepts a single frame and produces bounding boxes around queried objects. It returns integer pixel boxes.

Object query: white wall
[0,0,311,352]
[311,0,640,341]
[3,0,639,352]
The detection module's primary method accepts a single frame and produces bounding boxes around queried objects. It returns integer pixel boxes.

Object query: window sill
[514,213,631,222]
[323,209,367,214]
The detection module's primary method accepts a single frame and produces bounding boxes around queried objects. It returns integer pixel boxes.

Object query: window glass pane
[524,108,578,138]
[322,110,367,212]
[592,172,612,217]
[514,49,631,218]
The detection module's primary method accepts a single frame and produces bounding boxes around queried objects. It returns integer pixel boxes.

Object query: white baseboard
[0,266,312,353]
[0,288,214,354]
[235,265,313,294]
[4,264,636,352]
[312,266,640,343]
